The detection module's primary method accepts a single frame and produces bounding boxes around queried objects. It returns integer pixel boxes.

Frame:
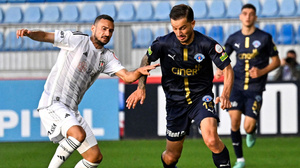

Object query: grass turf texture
[0,137,299,168]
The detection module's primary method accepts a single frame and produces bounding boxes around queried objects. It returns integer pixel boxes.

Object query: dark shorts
[165,94,219,141]
[229,89,263,120]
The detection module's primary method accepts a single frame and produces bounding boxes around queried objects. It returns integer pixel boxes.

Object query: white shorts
[39,102,98,154]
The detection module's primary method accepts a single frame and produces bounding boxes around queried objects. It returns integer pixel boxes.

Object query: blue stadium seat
[192,1,208,19]
[154,2,171,21]
[61,4,79,23]
[295,25,300,44]
[154,27,168,38]
[42,6,61,23]
[208,0,227,19]
[4,31,23,51]
[0,8,3,23]
[136,2,154,21]
[23,6,42,23]
[247,0,262,16]
[226,0,243,18]
[79,4,98,23]
[277,24,295,44]
[7,0,26,3]
[4,6,23,23]
[134,28,153,48]
[194,26,206,35]
[296,1,300,16]
[27,0,45,2]
[0,0,7,3]
[263,24,277,43]
[175,1,189,5]
[279,0,297,17]
[208,26,224,44]
[100,4,117,21]
[22,36,42,51]
[261,0,279,17]
[224,25,240,41]
[0,32,4,51]
[116,3,136,22]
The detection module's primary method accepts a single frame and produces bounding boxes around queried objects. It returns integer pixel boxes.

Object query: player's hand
[215,68,224,79]
[249,67,262,78]
[16,29,31,39]
[126,88,146,109]
[138,63,160,76]
[215,96,231,110]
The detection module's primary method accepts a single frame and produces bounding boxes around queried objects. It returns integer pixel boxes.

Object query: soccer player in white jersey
[16,15,159,168]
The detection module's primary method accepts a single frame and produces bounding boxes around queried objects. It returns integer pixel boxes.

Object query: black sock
[231,129,243,158]
[161,154,178,168]
[212,146,231,168]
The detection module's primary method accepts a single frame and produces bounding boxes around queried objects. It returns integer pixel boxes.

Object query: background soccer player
[126,4,234,168]
[16,15,158,168]
[220,4,280,168]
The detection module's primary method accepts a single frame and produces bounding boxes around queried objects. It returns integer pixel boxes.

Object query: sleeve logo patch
[215,44,223,53]
[220,52,228,62]
[194,53,205,63]
[147,47,153,55]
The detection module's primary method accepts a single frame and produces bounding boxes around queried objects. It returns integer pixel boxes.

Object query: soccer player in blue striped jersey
[127,4,234,168]
[218,4,280,168]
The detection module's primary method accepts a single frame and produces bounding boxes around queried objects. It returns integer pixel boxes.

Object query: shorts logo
[252,40,261,48]
[194,53,205,63]
[60,31,65,38]
[202,95,213,102]
[231,101,238,107]
[255,95,262,102]
[48,123,57,135]
[166,129,186,138]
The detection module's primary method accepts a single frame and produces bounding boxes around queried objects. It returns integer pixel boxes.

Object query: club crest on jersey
[194,53,205,63]
[252,40,261,48]
[202,95,213,102]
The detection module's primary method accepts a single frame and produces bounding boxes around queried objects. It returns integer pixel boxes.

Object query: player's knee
[67,126,86,142]
[204,136,219,149]
[244,124,255,133]
[164,153,180,165]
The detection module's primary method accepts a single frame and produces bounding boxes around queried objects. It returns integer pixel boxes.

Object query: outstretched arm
[215,64,234,110]
[16,29,54,43]
[126,55,151,109]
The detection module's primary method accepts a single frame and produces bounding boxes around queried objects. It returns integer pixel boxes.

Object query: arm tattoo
[138,55,150,89]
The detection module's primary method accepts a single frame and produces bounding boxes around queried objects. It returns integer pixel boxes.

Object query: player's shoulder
[255,28,272,37]
[102,48,120,61]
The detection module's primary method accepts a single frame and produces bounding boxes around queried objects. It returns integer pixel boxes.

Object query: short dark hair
[94,14,114,25]
[287,49,297,56]
[169,4,194,22]
[241,3,256,13]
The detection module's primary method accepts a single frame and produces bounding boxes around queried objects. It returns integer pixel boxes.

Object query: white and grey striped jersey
[38,30,125,111]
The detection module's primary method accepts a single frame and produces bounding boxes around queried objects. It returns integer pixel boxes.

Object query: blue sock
[231,129,243,158]
[212,146,231,168]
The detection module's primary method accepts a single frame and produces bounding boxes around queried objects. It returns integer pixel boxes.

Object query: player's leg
[75,115,102,168]
[244,91,262,148]
[48,125,86,168]
[200,117,231,168]
[161,138,184,168]
[229,109,245,168]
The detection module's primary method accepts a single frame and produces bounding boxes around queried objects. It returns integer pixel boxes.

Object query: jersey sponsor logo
[202,95,213,102]
[194,53,205,63]
[238,49,259,60]
[171,65,202,77]
[220,52,228,62]
[166,129,186,138]
[215,44,223,53]
[168,54,176,60]
[252,40,261,48]
[147,47,153,55]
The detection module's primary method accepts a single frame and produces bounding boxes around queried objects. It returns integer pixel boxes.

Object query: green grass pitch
[1,136,299,168]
